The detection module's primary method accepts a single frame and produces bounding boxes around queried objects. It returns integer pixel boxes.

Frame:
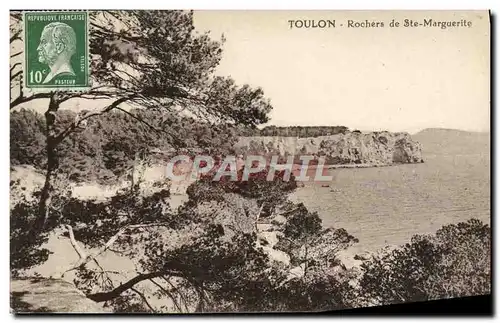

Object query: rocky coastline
[235,130,424,166]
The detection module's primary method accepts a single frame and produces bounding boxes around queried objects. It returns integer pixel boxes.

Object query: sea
[289,133,491,255]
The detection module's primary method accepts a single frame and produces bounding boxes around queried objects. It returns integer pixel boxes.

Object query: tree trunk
[33,94,60,233]
[36,144,57,229]
[303,243,308,280]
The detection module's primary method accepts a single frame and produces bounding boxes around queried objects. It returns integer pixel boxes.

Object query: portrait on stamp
[24,11,89,90]
[37,22,77,84]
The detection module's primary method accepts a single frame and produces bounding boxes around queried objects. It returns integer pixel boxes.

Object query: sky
[194,10,490,134]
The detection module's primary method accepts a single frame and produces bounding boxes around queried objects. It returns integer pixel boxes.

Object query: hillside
[413,128,490,156]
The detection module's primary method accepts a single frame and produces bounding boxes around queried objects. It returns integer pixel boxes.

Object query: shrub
[358,218,491,305]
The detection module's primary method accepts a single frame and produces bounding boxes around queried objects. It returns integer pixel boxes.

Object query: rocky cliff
[235,130,423,166]
[11,278,111,313]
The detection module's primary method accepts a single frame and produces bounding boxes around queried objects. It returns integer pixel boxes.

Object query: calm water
[290,152,490,254]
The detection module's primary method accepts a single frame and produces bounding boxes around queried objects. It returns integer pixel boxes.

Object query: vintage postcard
[10,10,491,314]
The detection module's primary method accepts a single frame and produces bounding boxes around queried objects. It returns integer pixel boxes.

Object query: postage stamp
[23,11,89,91]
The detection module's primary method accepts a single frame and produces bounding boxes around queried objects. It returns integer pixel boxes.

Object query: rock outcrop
[235,130,423,166]
[11,278,111,313]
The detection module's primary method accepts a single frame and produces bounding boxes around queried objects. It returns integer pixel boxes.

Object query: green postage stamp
[23,11,90,91]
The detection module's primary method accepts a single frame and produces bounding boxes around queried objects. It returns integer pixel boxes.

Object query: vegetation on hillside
[11,108,239,184]
[239,125,350,137]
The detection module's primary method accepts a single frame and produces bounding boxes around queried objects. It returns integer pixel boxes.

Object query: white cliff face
[235,131,423,166]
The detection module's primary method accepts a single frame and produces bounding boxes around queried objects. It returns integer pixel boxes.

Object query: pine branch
[87,271,184,303]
